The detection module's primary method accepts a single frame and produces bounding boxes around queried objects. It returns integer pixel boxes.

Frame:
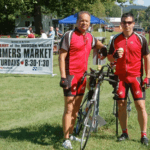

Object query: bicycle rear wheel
[80,101,96,150]
[75,92,88,135]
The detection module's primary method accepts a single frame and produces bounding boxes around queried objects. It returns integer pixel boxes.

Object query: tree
[32,0,42,34]
[110,5,121,17]
[116,0,135,4]
[0,0,136,34]
[143,6,150,31]
[116,0,135,16]
[129,9,138,21]
[86,0,106,18]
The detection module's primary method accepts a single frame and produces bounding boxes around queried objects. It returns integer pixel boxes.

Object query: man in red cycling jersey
[59,11,107,149]
[108,13,150,146]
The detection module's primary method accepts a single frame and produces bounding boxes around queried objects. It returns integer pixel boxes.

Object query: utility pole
[137,11,139,25]
[120,3,124,17]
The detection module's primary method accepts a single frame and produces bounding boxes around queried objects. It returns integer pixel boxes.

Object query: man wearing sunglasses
[108,13,150,146]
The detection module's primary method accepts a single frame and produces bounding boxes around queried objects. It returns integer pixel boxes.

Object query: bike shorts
[63,73,86,97]
[117,76,145,101]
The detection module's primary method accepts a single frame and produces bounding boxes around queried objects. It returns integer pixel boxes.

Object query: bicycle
[75,64,117,150]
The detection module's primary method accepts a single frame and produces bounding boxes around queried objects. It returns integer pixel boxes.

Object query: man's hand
[60,78,68,88]
[113,49,124,59]
[142,77,150,89]
[98,47,107,60]
[100,47,107,57]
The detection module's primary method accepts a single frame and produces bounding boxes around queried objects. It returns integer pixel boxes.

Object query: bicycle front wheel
[80,101,96,150]
[75,92,89,135]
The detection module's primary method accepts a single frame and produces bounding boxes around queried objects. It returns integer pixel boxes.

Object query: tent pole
[100,24,101,37]
[105,28,107,45]
[62,24,64,34]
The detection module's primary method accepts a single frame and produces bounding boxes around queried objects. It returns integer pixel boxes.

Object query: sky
[124,0,150,7]
[135,0,150,6]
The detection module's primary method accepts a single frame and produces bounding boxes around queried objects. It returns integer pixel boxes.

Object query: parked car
[15,27,29,36]
[104,24,114,32]
[133,27,145,36]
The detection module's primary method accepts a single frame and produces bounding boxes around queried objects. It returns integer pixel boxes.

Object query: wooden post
[149,29,150,46]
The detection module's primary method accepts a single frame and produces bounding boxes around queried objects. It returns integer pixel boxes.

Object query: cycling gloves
[99,47,107,57]
[143,77,150,87]
[60,78,68,88]
[113,51,119,59]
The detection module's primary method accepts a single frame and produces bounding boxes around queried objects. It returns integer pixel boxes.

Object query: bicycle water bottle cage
[88,90,94,100]
[89,68,96,87]
[89,76,96,87]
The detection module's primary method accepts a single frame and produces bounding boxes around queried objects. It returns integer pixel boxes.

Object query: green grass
[0,31,150,150]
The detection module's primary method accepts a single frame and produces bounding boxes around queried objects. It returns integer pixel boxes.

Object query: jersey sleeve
[141,36,150,56]
[91,36,98,49]
[59,31,70,51]
[108,38,115,55]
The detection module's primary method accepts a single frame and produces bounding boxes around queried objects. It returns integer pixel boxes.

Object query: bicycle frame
[78,64,117,150]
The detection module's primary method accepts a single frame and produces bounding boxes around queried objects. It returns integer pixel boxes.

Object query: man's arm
[49,33,51,37]
[95,40,105,49]
[143,54,150,78]
[107,37,123,62]
[58,31,63,37]
[143,54,150,89]
[107,54,116,62]
[59,49,68,78]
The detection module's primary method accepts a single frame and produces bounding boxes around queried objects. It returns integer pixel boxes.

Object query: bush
[0,35,11,38]
[35,34,41,38]
[19,35,27,38]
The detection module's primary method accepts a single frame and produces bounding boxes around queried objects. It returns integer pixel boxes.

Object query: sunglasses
[122,21,133,25]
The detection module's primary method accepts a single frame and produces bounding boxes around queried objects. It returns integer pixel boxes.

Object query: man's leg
[117,100,128,131]
[116,77,129,140]
[134,100,147,133]
[62,96,75,139]
[134,100,148,145]
[62,95,83,139]
[69,95,83,134]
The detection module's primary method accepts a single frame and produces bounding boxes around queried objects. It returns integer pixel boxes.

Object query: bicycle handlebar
[81,64,117,83]
[104,78,116,83]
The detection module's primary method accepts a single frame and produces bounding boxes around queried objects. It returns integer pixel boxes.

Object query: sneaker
[117,133,129,141]
[70,135,82,142]
[62,140,73,149]
[141,135,149,146]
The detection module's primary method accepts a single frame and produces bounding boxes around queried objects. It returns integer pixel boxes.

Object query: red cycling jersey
[109,32,150,77]
[60,27,97,75]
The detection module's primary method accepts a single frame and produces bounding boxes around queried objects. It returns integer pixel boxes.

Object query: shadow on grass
[92,132,116,140]
[0,123,63,149]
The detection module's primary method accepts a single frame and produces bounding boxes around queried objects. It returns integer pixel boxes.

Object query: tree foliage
[110,5,121,17]
[128,7,150,31]
[86,0,106,18]
[103,0,116,17]
[0,0,136,34]
[142,6,150,30]
[116,0,135,4]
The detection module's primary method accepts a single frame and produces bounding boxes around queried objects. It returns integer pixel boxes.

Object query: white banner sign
[0,38,53,74]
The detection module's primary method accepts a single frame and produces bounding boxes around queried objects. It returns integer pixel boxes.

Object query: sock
[141,131,147,138]
[122,128,128,134]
